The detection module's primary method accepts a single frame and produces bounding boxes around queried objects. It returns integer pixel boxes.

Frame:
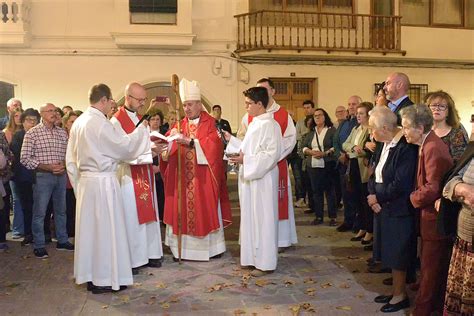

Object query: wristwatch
[189,138,195,148]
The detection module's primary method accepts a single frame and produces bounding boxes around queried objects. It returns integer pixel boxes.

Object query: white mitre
[179,78,201,102]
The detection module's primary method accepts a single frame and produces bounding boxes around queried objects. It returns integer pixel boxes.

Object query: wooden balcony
[235,10,406,55]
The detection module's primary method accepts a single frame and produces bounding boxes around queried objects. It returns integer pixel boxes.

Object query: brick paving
[0,174,414,315]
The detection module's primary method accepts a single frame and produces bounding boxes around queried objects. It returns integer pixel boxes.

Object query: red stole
[114,107,157,224]
[248,107,289,220]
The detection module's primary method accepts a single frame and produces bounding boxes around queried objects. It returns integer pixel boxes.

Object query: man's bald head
[124,82,147,112]
[384,72,410,101]
[347,95,361,116]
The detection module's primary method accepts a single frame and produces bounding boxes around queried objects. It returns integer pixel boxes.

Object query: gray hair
[400,104,433,133]
[369,106,397,131]
[7,98,21,109]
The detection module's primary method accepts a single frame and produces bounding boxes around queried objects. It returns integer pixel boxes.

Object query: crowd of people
[0,72,472,315]
[289,72,472,315]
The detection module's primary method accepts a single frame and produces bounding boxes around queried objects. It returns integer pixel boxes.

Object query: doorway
[270,78,317,122]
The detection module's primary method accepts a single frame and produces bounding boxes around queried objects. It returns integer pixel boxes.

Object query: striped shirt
[20,122,68,170]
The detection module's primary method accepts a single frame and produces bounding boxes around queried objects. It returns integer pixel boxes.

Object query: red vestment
[248,107,289,220]
[114,107,157,224]
[161,111,232,237]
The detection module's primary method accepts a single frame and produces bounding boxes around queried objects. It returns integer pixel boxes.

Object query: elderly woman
[343,102,373,244]
[301,108,337,226]
[427,90,468,163]
[367,107,418,313]
[147,108,166,221]
[401,104,453,316]
[440,139,474,315]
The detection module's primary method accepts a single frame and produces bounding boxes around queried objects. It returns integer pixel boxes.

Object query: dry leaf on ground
[206,282,235,293]
[263,305,272,310]
[101,305,109,309]
[133,282,142,287]
[161,302,170,309]
[234,309,246,315]
[320,282,333,288]
[303,278,316,284]
[118,295,130,304]
[284,279,296,286]
[301,302,316,312]
[339,283,350,289]
[289,304,301,315]
[336,306,352,311]
[347,256,360,260]
[155,282,167,289]
[255,279,274,287]
[305,288,316,296]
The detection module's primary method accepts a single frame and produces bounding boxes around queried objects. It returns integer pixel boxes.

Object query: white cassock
[111,111,163,268]
[237,101,298,248]
[66,107,150,290]
[228,112,282,271]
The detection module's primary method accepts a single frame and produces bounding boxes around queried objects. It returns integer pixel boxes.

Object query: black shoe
[350,235,364,241]
[363,245,373,251]
[329,219,337,227]
[91,285,127,294]
[368,265,391,274]
[311,218,323,225]
[380,298,410,313]
[374,295,393,304]
[383,277,393,286]
[21,236,33,246]
[361,238,373,245]
[56,241,74,251]
[34,248,49,259]
[210,253,223,259]
[147,259,162,268]
[336,223,352,232]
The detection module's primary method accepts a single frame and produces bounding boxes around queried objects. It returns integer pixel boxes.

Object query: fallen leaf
[320,282,333,289]
[355,294,365,298]
[168,296,180,303]
[289,305,301,315]
[101,305,109,309]
[133,282,143,287]
[234,309,246,315]
[208,298,214,302]
[161,302,170,309]
[339,283,350,289]
[206,282,235,293]
[156,282,167,289]
[263,305,272,310]
[347,256,360,260]
[303,278,316,284]
[119,295,130,304]
[255,279,273,287]
[148,272,154,276]
[305,288,316,296]
[284,279,296,286]
[301,302,316,312]
[336,306,352,311]
[145,298,156,305]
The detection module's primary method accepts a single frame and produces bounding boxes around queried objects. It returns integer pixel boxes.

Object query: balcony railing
[235,10,405,55]
[0,0,31,47]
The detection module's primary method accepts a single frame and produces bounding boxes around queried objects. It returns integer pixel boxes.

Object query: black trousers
[15,181,33,238]
[66,188,76,237]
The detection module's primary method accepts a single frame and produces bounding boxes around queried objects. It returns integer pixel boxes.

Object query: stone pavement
[0,174,414,315]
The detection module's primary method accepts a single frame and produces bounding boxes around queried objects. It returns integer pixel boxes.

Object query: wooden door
[371,0,395,50]
[271,78,315,122]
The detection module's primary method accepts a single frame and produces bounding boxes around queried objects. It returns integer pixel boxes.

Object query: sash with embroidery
[114,107,157,224]
[248,107,289,220]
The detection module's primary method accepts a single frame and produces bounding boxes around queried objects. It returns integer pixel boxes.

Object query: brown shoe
[250,269,274,277]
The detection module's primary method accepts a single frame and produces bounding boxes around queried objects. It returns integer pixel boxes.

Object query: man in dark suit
[212,104,232,134]
[384,72,414,125]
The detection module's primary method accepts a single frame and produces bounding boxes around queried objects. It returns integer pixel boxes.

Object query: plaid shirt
[20,123,68,170]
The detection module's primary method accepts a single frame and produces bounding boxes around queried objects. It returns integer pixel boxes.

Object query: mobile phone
[155,96,168,102]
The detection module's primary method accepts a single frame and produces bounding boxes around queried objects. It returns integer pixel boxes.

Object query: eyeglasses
[429,104,448,111]
[128,95,147,103]
[25,118,38,123]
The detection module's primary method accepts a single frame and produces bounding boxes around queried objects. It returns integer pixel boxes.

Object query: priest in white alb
[110,82,163,274]
[159,78,232,261]
[66,83,150,294]
[226,86,282,276]
[237,78,298,249]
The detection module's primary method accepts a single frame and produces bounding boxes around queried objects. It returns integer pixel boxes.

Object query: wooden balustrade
[235,10,405,55]
[0,0,31,47]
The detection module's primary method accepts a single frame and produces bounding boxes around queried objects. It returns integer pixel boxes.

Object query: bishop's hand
[228,151,244,164]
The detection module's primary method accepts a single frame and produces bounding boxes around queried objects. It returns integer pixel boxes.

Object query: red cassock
[161,111,232,237]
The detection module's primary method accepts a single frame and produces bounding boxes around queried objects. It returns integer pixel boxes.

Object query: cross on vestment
[278,179,286,199]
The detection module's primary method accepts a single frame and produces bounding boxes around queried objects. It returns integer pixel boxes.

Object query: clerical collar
[189,116,200,125]
[124,106,135,114]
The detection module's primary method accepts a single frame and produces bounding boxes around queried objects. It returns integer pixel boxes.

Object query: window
[129,0,177,24]
[400,0,474,28]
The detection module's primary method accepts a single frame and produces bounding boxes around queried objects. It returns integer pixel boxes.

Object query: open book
[150,130,180,143]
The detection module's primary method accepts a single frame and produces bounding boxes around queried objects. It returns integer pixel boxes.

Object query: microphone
[135,114,150,128]
[215,121,228,145]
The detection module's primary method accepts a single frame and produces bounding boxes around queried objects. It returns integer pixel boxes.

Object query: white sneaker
[295,198,306,208]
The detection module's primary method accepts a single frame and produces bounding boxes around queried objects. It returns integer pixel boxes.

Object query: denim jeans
[10,180,24,236]
[32,172,68,249]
